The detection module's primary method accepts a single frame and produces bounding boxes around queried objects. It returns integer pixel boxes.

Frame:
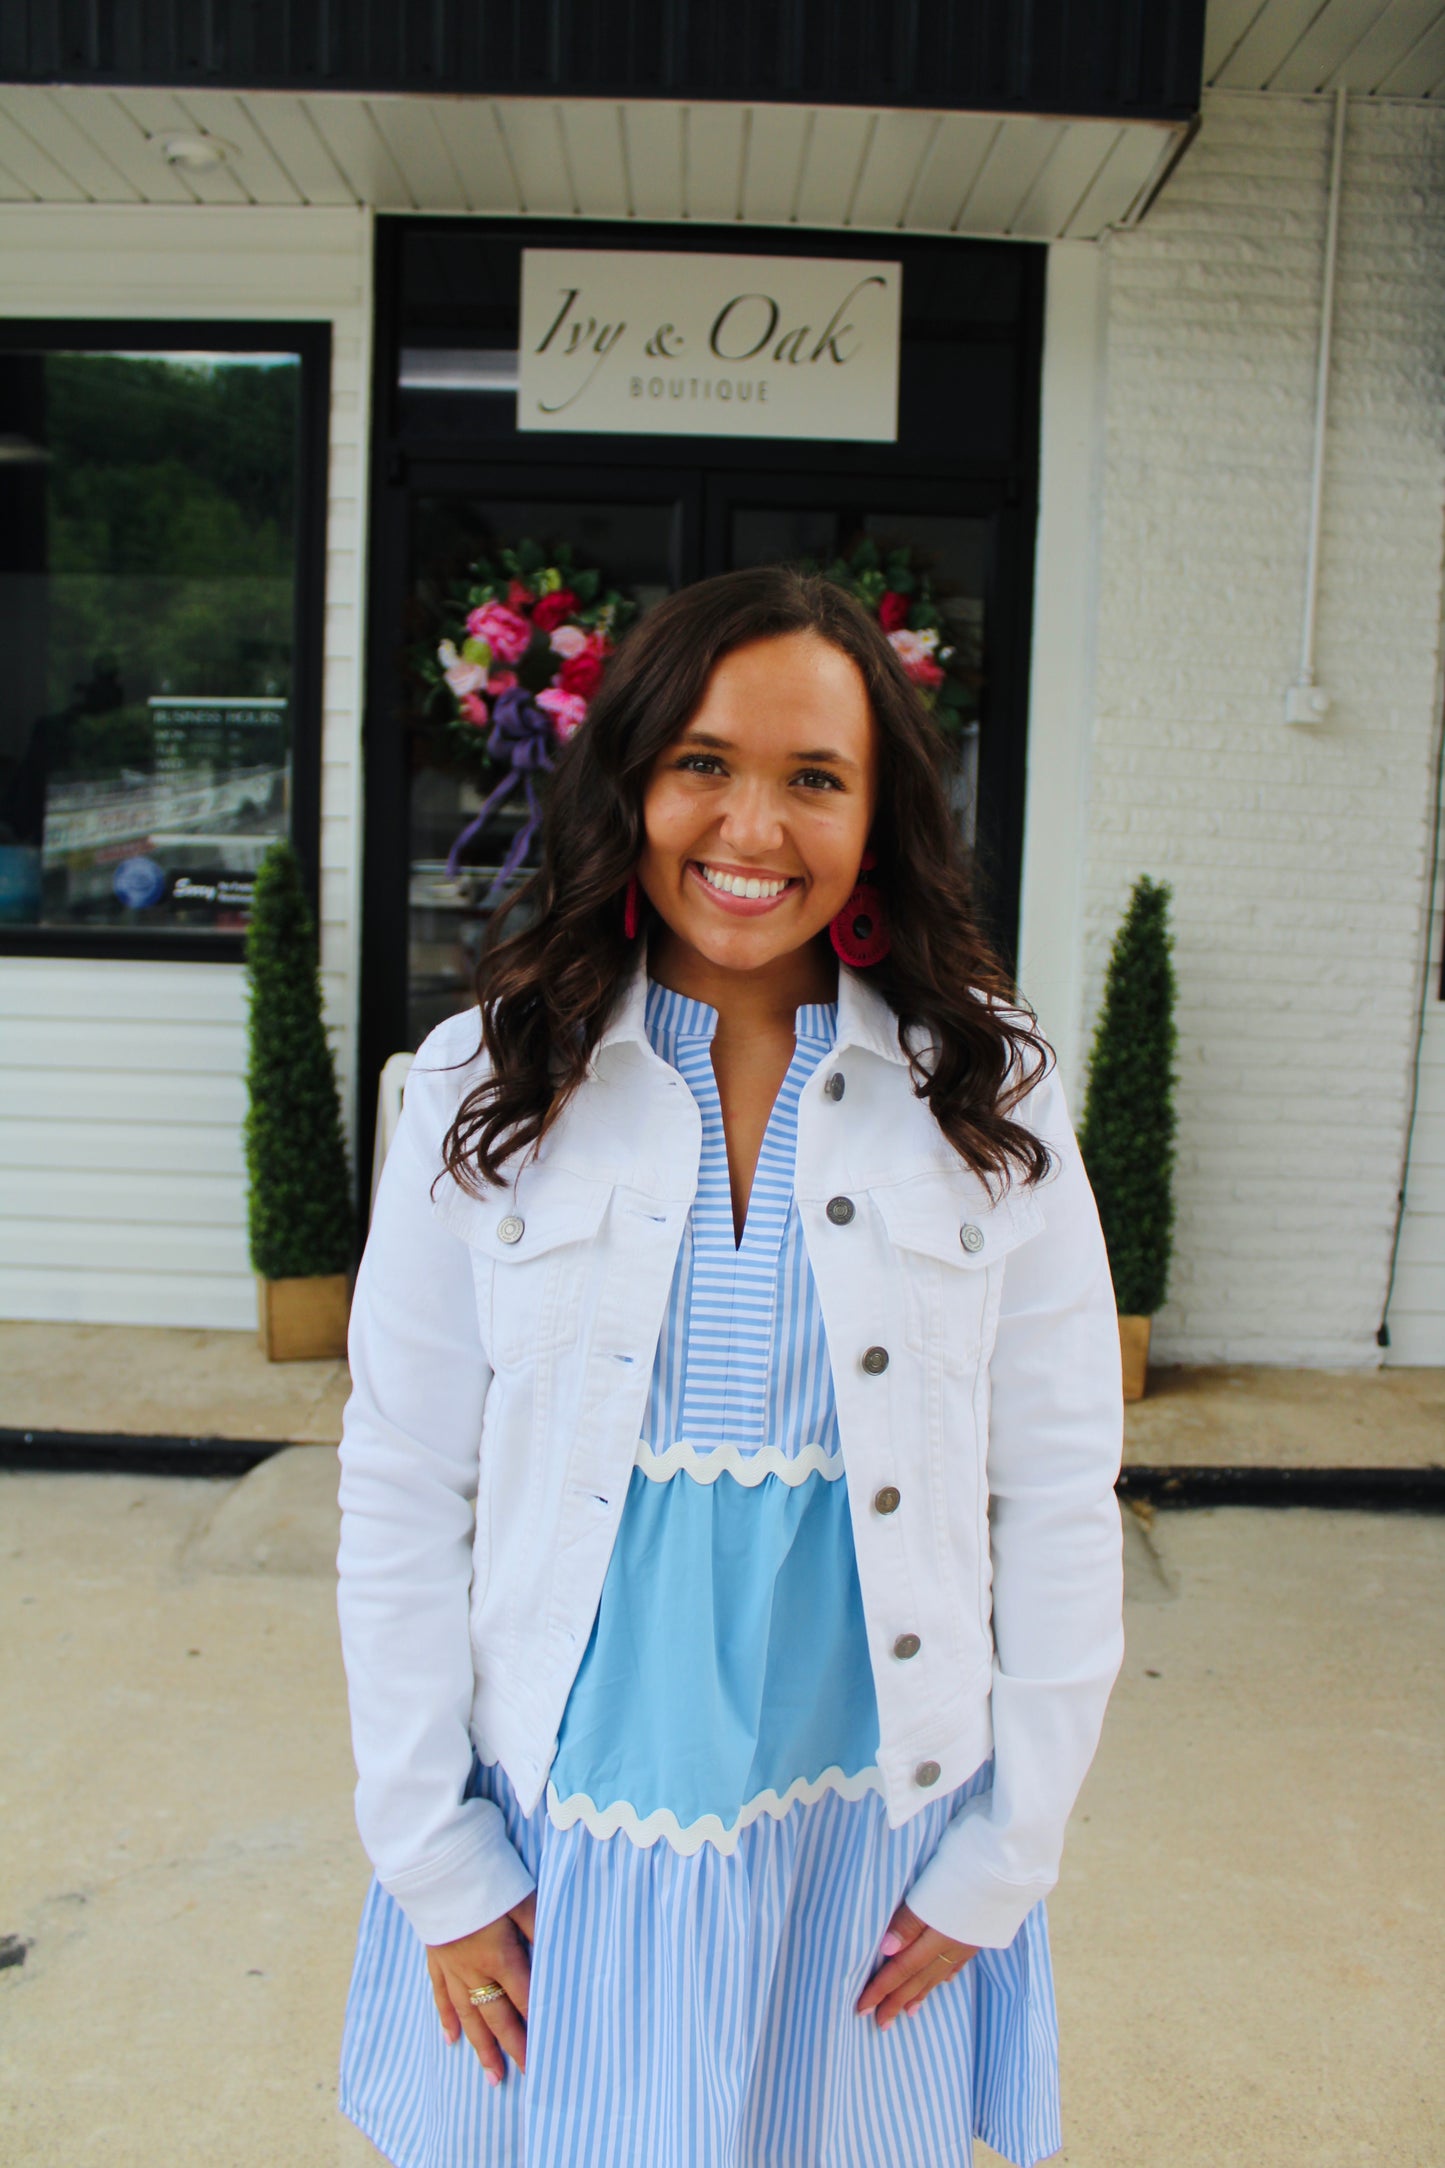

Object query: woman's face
[637,630,879,977]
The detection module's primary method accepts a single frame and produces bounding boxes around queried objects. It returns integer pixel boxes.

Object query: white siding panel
[956,120,1064,236]
[622,104,684,220]
[0,103,87,200]
[1319,0,1445,91]
[0,87,142,202]
[1204,0,1275,80]
[41,89,199,201]
[739,104,811,223]
[1063,125,1175,238]
[684,103,746,222]
[305,98,413,209]
[1212,0,1344,88]
[1268,0,1393,91]
[1009,122,1122,239]
[0,158,34,201]
[0,1063,249,1128]
[109,88,252,204]
[4,1167,245,1227]
[169,91,307,205]
[237,94,357,206]
[0,1119,245,1179]
[1377,16,1445,91]
[498,102,577,217]
[0,1267,253,1331]
[0,202,370,1328]
[426,98,522,214]
[366,98,471,213]
[793,107,874,227]
[848,111,940,232]
[557,101,629,218]
[905,114,1001,232]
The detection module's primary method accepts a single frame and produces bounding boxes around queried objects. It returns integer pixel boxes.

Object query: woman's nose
[715,780,786,852]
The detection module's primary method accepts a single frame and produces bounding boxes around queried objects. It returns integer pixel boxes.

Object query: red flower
[878,591,910,633]
[459,692,487,725]
[908,655,945,690]
[506,579,533,609]
[559,647,605,698]
[533,588,579,633]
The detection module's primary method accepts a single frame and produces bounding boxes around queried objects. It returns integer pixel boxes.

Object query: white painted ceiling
[0,7,1436,233]
[1205,0,1445,94]
[0,86,1182,240]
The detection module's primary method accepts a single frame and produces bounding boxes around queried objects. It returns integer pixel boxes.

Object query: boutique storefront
[1,1,1442,1367]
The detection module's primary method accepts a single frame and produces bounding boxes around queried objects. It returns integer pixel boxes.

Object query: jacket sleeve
[905,1053,1126,1948]
[335,1030,536,1946]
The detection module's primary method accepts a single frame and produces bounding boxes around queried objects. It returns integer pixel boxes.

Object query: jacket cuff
[903,1803,1054,1949]
[376,1796,537,1947]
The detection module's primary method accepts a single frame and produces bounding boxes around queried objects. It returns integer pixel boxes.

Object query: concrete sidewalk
[4,1318,1442,1469]
[2,1448,1441,2166]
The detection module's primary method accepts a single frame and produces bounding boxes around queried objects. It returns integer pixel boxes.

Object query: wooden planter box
[257,1273,351,1363]
[1118,1314,1151,1403]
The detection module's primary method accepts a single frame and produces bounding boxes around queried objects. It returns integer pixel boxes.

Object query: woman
[336,566,1125,2168]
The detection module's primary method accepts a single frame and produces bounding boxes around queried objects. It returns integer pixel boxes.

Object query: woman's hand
[427,1892,537,2084]
[856,1899,978,2030]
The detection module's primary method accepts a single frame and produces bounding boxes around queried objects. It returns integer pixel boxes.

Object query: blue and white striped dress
[340,980,1062,2168]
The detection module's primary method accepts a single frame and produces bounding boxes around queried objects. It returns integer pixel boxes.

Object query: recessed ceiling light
[155,132,235,172]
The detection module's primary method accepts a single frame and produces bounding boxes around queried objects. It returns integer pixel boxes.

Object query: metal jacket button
[960,1222,985,1253]
[824,1072,845,1101]
[873,1485,901,1514]
[861,1345,890,1375]
[826,1195,855,1225]
[893,1633,921,1660]
[496,1215,525,1244]
[915,1759,942,1787]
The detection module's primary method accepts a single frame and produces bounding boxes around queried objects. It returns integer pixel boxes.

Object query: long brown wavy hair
[442,565,1055,1196]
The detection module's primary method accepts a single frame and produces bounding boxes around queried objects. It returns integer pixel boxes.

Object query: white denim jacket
[336,950,1125,1952]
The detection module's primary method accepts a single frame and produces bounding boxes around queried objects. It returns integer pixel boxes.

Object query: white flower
[548,623,589,658]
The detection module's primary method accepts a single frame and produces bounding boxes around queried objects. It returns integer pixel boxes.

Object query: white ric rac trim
[545,1764,885,1854]
[633,1439,844,1485]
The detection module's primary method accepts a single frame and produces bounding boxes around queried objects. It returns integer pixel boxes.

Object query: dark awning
[1,0,1205,122]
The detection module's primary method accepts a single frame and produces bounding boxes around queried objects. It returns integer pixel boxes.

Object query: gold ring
[468,1981,506,2007]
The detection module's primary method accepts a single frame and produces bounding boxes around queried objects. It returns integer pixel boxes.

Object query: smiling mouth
[691,862,800,901]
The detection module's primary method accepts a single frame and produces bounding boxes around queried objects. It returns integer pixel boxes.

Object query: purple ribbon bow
[445,686,555,898]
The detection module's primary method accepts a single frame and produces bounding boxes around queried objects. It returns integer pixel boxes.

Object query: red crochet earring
[829,850,890,967]
[623,871,642,940]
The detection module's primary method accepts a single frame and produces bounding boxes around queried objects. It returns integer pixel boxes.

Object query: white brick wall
[0,205,372,1329]
[1081,92,1445,1365]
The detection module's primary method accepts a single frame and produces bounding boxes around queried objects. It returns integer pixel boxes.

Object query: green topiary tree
[1078,874,1178,1317]
[244,839,354,1282]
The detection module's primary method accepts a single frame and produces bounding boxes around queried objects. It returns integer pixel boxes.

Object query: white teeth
[699,864,790,900]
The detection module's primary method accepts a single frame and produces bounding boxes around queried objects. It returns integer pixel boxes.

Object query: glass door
[390,466,697,1049]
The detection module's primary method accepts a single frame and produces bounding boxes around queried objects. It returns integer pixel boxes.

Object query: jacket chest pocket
[435,1172,614,1367]
[871,1171,1044,1369]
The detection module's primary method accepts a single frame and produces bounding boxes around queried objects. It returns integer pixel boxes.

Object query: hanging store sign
[518,250,900,441]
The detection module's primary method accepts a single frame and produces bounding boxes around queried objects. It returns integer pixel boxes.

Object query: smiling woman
[335,564,1126,2168]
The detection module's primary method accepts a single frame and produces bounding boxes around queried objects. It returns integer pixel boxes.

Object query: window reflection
[0,348,300,932]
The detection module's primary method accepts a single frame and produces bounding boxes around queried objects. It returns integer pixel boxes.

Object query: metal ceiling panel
[1211,0,1336,87]
[1375,14,1445,88]
[0,83,1190,237]
[1266,0,1392,89]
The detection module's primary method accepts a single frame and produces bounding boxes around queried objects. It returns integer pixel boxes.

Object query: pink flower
[909,655,945,689]
[459,693,487,725]
[887,629,945,686]
[506,579,533,609]
[536,687,589,740]
[878,590,910,633]
[468,603,532,665]
[487,670,517,696]
[444,660,487,697]
[548,623,589,659]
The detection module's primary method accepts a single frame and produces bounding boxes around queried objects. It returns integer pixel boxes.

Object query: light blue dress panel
[340,979,1062,2168]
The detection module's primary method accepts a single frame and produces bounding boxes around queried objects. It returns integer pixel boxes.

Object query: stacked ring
[468,1981,506,2007]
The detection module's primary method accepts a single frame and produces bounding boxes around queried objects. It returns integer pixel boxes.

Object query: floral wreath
[413,540,636,893]
[813,539,981,745]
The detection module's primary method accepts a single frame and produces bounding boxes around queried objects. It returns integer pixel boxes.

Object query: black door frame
[359,215,1044,1209]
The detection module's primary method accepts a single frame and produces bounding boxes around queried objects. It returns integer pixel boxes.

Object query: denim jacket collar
[590,940,911,1078]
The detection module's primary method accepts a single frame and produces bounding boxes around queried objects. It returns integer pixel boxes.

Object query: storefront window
[0,329,325,949]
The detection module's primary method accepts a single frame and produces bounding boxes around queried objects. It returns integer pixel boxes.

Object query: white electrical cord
[1286,86,1347,726]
